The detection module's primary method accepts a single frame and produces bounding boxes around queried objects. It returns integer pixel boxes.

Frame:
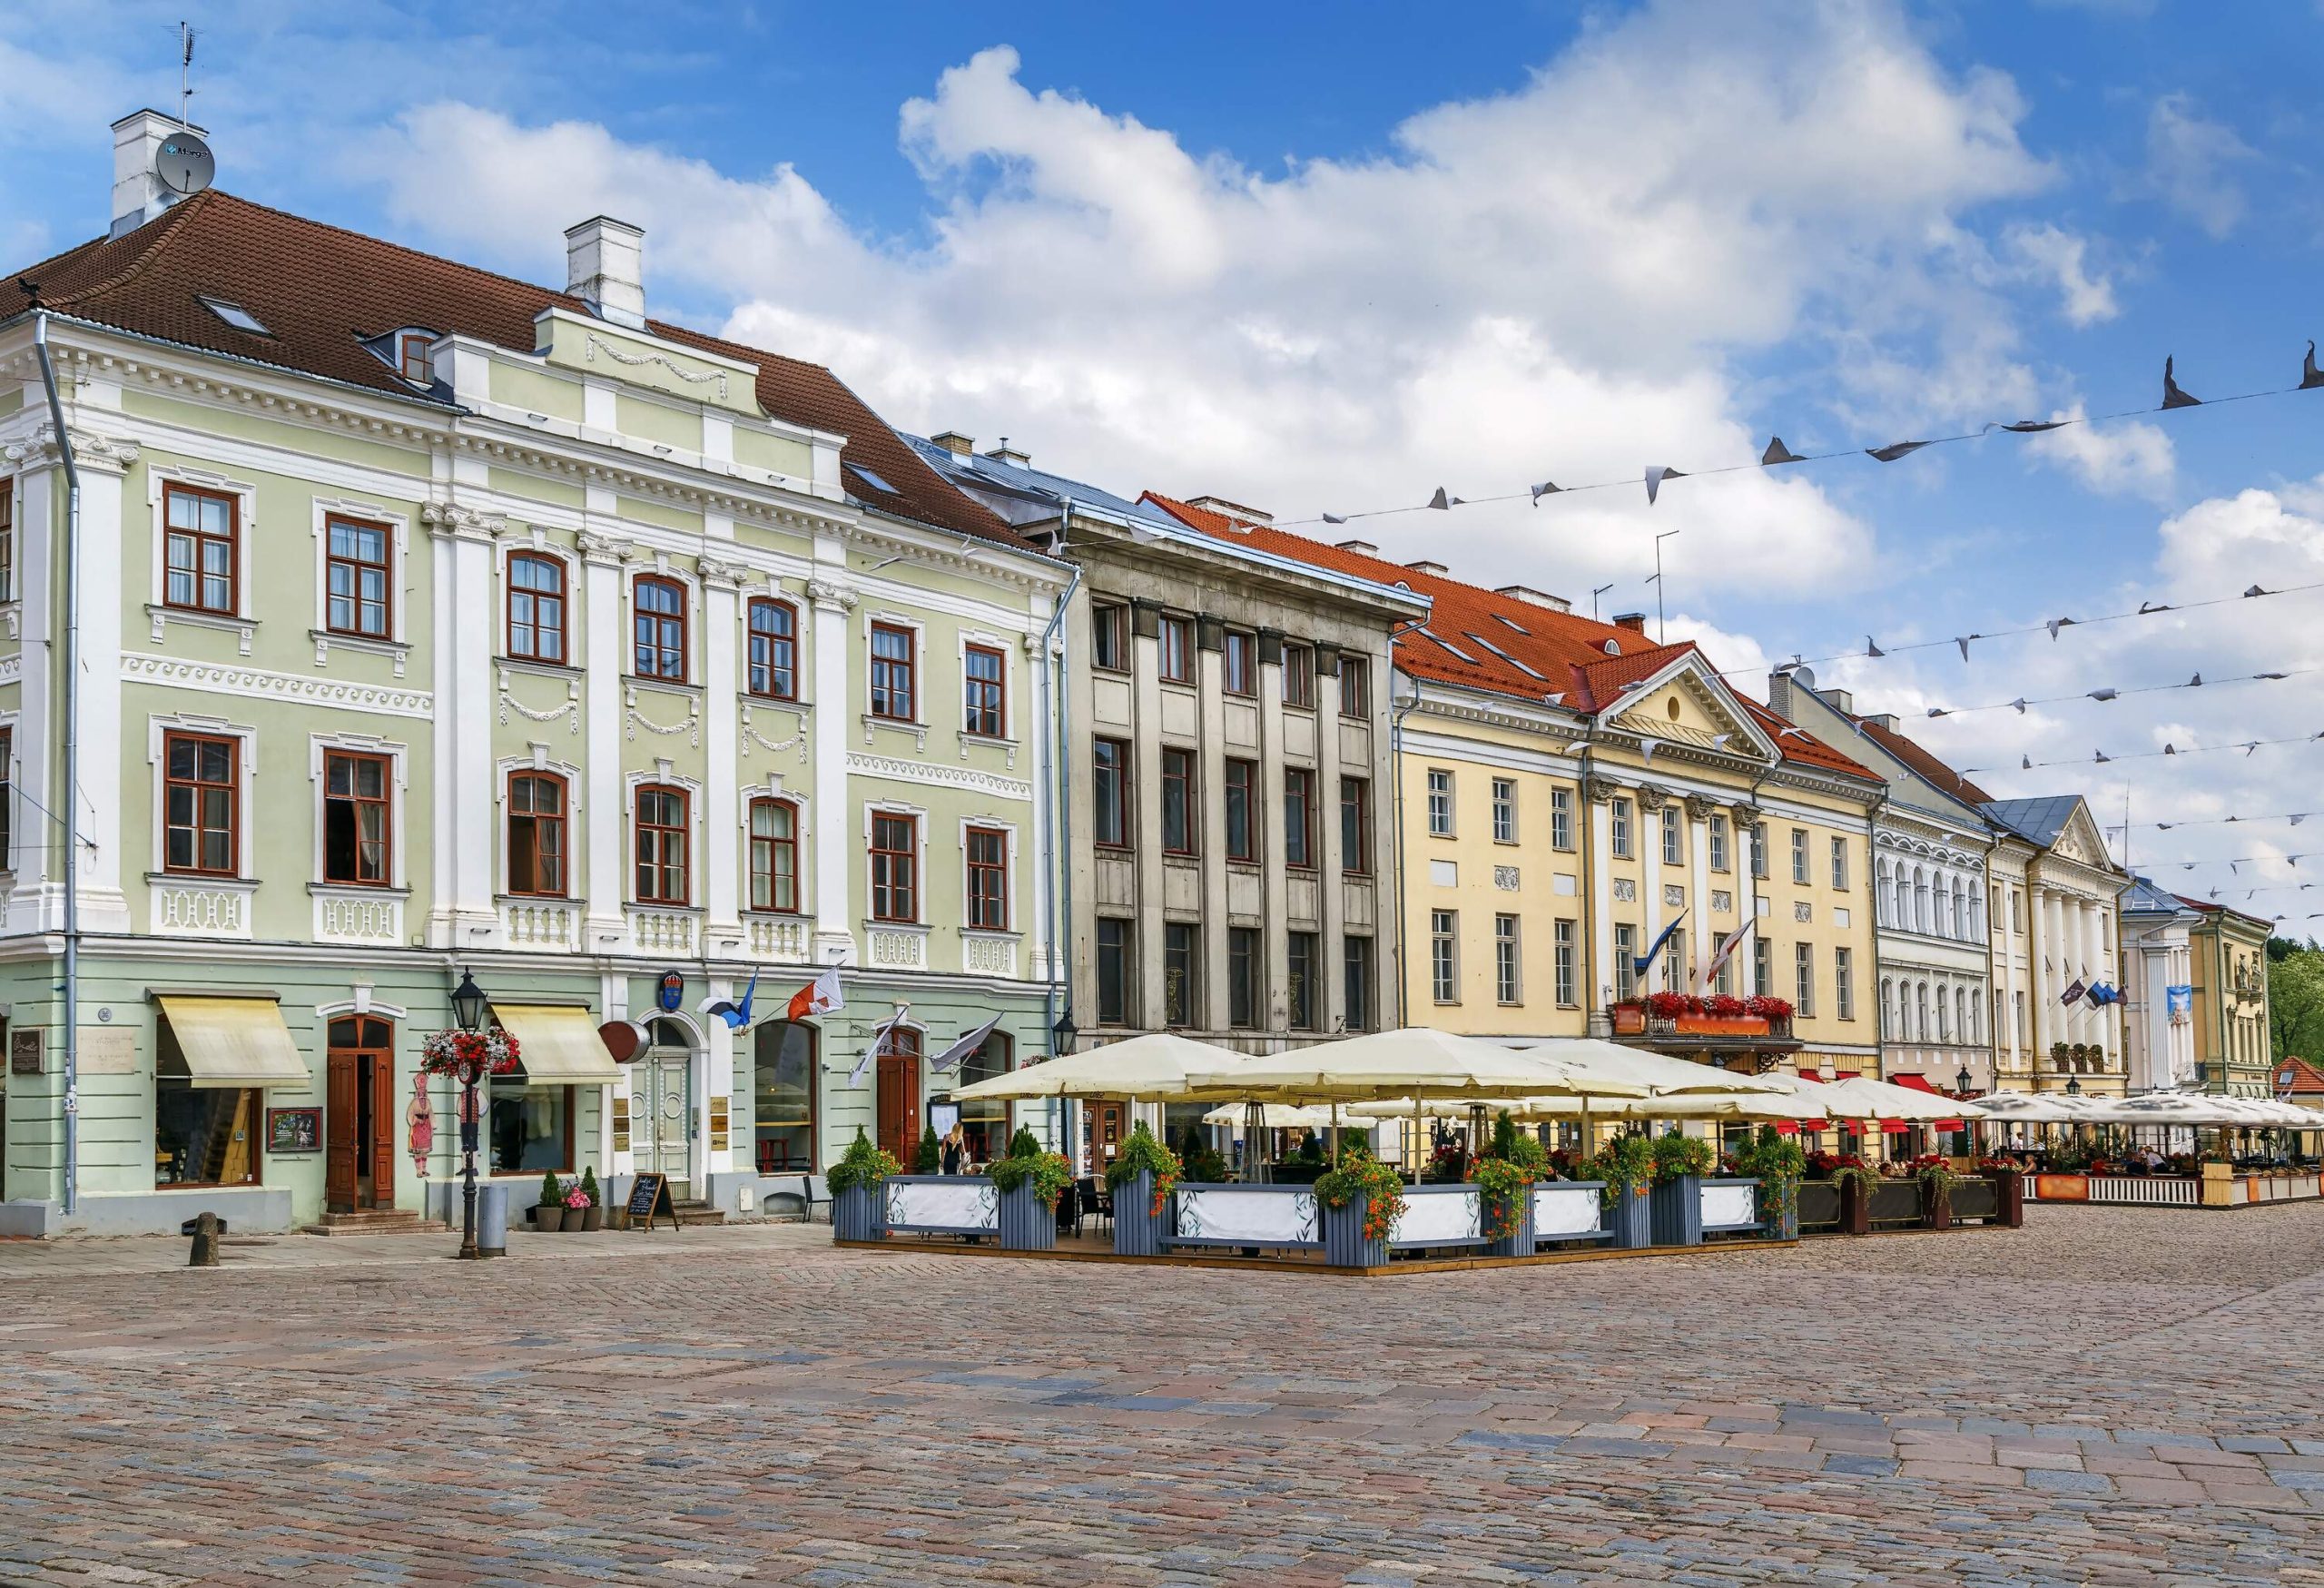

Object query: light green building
[0,113,1068,1235]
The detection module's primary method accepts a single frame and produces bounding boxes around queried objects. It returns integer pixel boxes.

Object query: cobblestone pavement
[4,1205,2323,1585]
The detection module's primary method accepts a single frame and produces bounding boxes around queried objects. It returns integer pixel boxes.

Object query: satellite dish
[154,131,214,197]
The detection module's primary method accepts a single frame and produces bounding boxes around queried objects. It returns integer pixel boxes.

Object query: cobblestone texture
[2,1204,2321,1583]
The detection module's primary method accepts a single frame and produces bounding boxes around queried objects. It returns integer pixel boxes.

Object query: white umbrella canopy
[1512,1039,1795,1096]
[1186,1027,1650,1104]
[1202,1101,1334,1132]
[947,1031,1259,1103]
[2083,1091,2251,1127]
[1812,1075,1988,1123]
[1968,1090,2100,1125]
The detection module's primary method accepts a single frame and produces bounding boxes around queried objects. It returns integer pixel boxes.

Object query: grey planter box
[1483,1189,1533,1258]
[1112,1170,1167,1257]
[1760,1180,1800,1240]
[1323,1196,1388,1267]
[997,1181,1058,1251]
[832,1182,885,1243]
[1606,1184,1653,1248]
[1797,1179,1842,1232]
[1649,1175,1704,1246]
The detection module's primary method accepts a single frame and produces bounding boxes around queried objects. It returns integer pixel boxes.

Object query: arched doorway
[326,1014,396,1212]
[637,1016,698,1196]
[876,1025,923,1165]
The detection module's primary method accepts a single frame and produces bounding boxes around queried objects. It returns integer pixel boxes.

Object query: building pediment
[1608,662,1773,762]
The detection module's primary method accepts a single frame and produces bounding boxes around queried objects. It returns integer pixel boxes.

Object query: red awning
[1888,1072,1966,1129]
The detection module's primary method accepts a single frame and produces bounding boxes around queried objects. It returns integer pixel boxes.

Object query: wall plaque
[9,1029,42,1076]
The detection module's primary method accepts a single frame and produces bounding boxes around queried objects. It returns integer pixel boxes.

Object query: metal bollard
[476,1180,507,1258]
[187,1210,222,1267]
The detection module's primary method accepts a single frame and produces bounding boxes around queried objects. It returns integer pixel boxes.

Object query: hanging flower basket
[419,1029,521,1082]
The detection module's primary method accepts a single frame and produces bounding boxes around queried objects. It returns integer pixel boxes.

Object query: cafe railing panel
[883,1176,1000,1238]
[1531,1180,1610,1246]
[1171,1183,1323,1252]
[1390,1184,1484,1250]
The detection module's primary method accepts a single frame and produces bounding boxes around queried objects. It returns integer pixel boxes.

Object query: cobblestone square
[4,1205,2321,1584]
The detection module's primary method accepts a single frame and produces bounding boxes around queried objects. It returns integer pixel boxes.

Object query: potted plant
[1831,1161,1879,1236]
[989,1127,1071,1251]
[536,1169,564,1231]
[1177,1124,1229,1187]
[1648,1129,1716,1246]
[576,1167,604,1231]
[827,1128,901,1242]
[1591,1133,1656,1248]
[562,1179,592,1232]
[1911,1152,1962,1230]
[1315,1145,1405,1267]
[1975,1155,2025,1227]
[1106,1121,1181,1257]
[1472,1110,1545,1258]
[913,1129,942,1174]
[1734,1127,1807,1240]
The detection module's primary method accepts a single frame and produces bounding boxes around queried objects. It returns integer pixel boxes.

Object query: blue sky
[6,1,2322,913]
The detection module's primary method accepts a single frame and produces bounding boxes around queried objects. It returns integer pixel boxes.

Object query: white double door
[635,1043,696,1197]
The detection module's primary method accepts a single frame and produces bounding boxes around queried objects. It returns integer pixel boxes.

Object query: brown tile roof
[1138,491,1875,783]
[2,192,1023,547]
[2172,894,2278,931]
[2274,1055,2324,1096]
[1855,717,1994,805]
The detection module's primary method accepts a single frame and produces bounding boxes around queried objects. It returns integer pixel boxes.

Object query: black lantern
[451,969,488,1033]
[1051,1011,1078,1058]
[2065,1076,2082,1096]
[1955,1065,1974,1097]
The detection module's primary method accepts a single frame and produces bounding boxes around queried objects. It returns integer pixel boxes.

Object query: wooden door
[1086,1098,1128,1174]
[876,1028,922,1165]
[329,1016,396,1211]
[325,1046,359,1213]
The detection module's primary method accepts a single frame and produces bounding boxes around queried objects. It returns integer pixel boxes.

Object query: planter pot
[1838,1178,1872,1237]
[1112,1170,1168,1258]
[1649,1175,1704,1247]
[1996,1172,2025,1228]
[536,1203,563,1231]
[1483,1189,1534,1258]
[1323,1196,1389,1267]
[581,1205,604,1232]
[1868,1179,1924,1228]
[997,1181,1059,1251]
[1759,1180,1800,1241]
[832,1181,886,1243]
[1610,1005,1646,1035]
[1924,1182,1954,1232]
[554,1207,581,1232]
[1606,1184,1653,1248]
[1797,1179,1841,1232]
[1672,1015,1770,1037]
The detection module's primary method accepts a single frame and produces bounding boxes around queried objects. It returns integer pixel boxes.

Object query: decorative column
[1256,629,1290,1033]
[1,442,54,935]
[1585,775,1619,1028]
[1314,644,1345,1031]
[422,503,503,946]
[578,530,632,953]
[1638,785,1667,992]
[1685,794,1717,990]
[62,429,137,933]
[1195,617,1230,1032]
[700,556,746,958]
[1129,600,1167,1030]
[806,567,858,965]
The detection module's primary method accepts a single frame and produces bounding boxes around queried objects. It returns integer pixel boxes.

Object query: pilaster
[579,528,632,952]
[807,559,858,965]
[423,500,504,946]
[701,556,747,955]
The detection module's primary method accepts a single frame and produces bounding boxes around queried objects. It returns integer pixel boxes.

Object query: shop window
[488,1074,571,1173]
[753,1020,817,1173]
[154,1080,261,1188]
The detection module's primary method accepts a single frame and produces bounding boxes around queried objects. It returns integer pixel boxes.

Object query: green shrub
[1315,1150,1405,1243]
[537,1169,563,1207]
[827,1128,903,1196]
[1007,1124,1043,1160]
[989,1146,1074,1208]
[1105,1121,1183,1215]
[913,1129,942,1173]
[1590,1133,1655,1201]
[1649,1129,1715,1185]
[577,1166,599,1208]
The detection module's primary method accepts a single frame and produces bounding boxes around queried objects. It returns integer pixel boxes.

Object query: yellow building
[2185,900,2275,1095]
[1129,522,1885,1081]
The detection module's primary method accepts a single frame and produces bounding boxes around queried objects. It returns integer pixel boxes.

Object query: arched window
[747,598,797,700]
[1914,868,1930,934]
[1935,983,1950,1043]
[1895,868,1912,928]
[1915,982,1930,1041]
[1955,987,1969,1046]
[1880,978,1896,1040]
[748,797,799,913]
[1970,988,1983,1044]
[507,770,568,897]
[633,575,688,682]
[1876,859,1892,926]
[1951,881,1967,940]
[507,552,567,664]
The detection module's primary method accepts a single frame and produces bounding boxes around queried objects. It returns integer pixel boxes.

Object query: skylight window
[846,463,899,495]
[1419,627,1475,664]
[1465,633,1545,679]
[197,296,268,335]
[1493,613,1531,636]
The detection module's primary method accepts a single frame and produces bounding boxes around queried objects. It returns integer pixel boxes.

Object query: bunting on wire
[1914,666,2323,722]
[1281,344,2324,528]
[1958,728,2324,776]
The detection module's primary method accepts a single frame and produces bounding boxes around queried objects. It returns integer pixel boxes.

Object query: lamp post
[2065,1075,2081,1096]
[451,969,488,1260]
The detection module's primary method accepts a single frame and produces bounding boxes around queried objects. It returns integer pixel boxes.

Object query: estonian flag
[1632,912,1687,979]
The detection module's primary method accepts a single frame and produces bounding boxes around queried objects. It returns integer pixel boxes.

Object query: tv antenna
[1590,582,1614,623]
[177,21,198,129]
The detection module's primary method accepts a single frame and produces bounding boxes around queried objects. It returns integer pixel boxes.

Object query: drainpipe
[1387,659,1424,1030]
[1574,714,1601,1037]
[32,311,81,1217]
[1040,505,1081,1157]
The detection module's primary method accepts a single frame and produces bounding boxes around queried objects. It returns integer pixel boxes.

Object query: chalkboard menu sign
[625,1171,676,1233]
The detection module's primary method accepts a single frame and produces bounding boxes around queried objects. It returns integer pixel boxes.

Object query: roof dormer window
[394,330,436,384]
[197,295,269,335]
[1602,639,1622,656]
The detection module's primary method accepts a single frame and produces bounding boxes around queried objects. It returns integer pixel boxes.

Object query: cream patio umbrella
[948,1032,1262,1173]
[1202,1101,1335,1132]
[1812,1075,1992,1124]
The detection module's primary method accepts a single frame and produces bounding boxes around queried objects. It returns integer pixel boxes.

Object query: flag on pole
[1632,912,1687,979]
[1697,914,1756,992]
[852,1002,911,1089]
[931,1013,1004,1074]
[2060,979,2087,1008]
[784,967,843,1022]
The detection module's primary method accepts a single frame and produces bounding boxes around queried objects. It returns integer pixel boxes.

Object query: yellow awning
[156,996,310,1090]
[495,1004,620,1086]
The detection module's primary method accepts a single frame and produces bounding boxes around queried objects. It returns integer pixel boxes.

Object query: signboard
[625,1171,676,1232]
[9,1029,43,1076]
[78,1028,137,1076]
[267,1107,322,1154]
[928,1100,960,1137]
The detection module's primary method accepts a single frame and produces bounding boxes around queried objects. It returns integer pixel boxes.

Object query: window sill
[146,604,257,656]
[861,713,929,752]
[960,926,1021,942]
[147,871,256,890]
[743,692,810,711]
[311,629,410,677]
[502,655,582,680]
[631,902,704,913]
[865,919,931,934]
[499,893,580,906]
[628,675,702,695]
[309,882,410,899]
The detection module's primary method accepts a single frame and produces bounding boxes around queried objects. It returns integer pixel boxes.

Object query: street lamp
[1051,1011,1078,1059]
[452,969,488,1260]
[1955,1065,1974,1097]
[2065,1075,2082,1096]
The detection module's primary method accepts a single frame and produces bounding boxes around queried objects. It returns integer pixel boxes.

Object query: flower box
[1323,1195,1389,1268]
[1649,1175,1704,1246]
[1605,1182,1654,1248]
[1610,1004,1646,1035]
[1482,1189,1533,1258]
[1112,1169,1168,1257]
[1923,1181,1954,1232]
[1672,1015,1770,1036]
[997,1181,1057,1252]
[1837,1177,1872,1237]
[832,1182,885,1243]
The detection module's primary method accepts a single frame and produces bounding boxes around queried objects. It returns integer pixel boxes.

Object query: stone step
[672,1199,726,1228]
[301,1209,449,1237]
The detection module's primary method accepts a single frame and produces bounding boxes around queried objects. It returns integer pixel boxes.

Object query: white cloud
[2004,222,2118,326]
[354,2,2071,602]
[2142,93,2255,239]
[2025,404,2174,498]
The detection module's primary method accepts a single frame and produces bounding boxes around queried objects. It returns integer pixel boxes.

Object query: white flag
[1697,915,1756,992]
[931,1014,1003,1074]
[852,1002,911,1089]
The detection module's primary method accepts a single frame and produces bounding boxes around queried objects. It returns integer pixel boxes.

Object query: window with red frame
[748,797,799,912]
[634,784,689,903]
[871,812,918,922]
[748,598,797,699]
[965,825,1009,930]
[507,552,566,664]
[507,772,567,897]
[633,576,687,681]
[963,644,1006,736]
[870,623,916,720]
[162,731,238,875]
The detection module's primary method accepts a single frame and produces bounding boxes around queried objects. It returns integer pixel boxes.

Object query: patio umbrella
[1187,1028,1651,1104]
[1510,1040,1797,1096]
[948,1031,1260,1103]
[1812,1075,1991,1127]
[1202,1101,1334,1133]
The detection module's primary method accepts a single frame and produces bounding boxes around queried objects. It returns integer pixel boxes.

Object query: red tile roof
[2,192,1022,547]
[2274,1055,2324,1096]
[1854,717,1993,805]
[2171,894,2277,931]
[1138,491,1875,782]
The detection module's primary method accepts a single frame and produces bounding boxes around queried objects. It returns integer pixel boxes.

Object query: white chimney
[112,109,204,239]
[565,216,646,330]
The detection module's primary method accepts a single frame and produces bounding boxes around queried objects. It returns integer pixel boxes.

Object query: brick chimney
[565,216,645,329]
[1612,612,1649,634]
[931,431,976,459]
